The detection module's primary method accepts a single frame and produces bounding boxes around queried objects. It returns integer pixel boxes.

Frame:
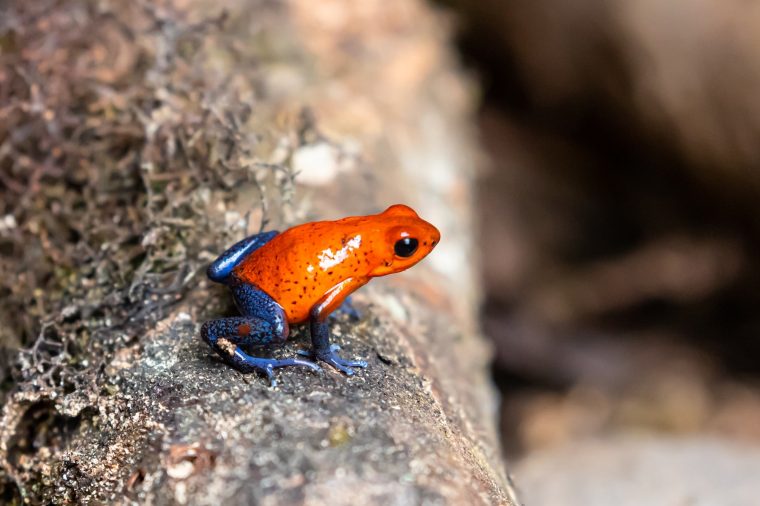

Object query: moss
[0,1,299,501]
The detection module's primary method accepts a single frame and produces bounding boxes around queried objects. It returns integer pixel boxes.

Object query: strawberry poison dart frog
[201,204,440,386]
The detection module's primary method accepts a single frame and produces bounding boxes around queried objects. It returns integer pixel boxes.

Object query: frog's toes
[317,351,368,376]
[263,365,276,388]
[250,357,322,387]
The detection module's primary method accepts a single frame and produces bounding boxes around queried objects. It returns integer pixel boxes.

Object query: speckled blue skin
[201,231,367,386]
[206,230,279,283]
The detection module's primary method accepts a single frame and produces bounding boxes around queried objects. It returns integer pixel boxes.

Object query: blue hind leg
[332,296,361,321]
[200,317,320,386]
[207,230,279,284]
[200,283,321,386]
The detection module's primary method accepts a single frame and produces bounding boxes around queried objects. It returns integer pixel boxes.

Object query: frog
[200,204,440,386]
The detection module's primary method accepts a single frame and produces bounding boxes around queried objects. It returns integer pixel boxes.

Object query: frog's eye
[394,237,418,257]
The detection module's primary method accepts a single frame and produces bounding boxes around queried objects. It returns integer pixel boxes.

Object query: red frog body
[201,204,440,386]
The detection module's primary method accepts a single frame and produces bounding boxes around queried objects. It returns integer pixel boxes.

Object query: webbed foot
[299,344,367,376]
[233,352,321,387]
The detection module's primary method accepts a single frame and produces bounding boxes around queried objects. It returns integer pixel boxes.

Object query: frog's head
[368,204,440,277]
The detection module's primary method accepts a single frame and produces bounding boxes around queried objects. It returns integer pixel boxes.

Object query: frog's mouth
[368,261,397,277]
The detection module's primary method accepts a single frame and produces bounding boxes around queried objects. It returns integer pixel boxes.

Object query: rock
[515,436,760,506]
[291,143,342,187]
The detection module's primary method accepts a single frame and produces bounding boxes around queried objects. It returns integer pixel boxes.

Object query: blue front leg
[201,283,320,386]
[207,230,279,284]
[308,306,368,376]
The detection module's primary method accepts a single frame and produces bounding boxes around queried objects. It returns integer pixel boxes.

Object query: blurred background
[439,0,760,501]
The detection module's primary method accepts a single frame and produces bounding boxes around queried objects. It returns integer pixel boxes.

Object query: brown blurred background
[439,0,760,482]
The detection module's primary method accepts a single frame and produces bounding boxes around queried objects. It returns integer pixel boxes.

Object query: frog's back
[233,217,378,323]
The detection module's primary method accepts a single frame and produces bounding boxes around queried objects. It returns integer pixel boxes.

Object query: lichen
[0,1,303,501]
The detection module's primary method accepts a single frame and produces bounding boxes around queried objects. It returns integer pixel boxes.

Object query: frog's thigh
[200,315,320,385]
[230,283,289,341]
[207,230,279,283]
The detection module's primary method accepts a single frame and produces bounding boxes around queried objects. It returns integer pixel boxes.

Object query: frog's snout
[425,223,441,250]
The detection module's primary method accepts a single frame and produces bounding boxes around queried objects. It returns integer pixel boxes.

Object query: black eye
[394,237,418,257]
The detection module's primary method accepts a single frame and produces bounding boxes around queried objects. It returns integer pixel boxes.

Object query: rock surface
[515,436,760,506]
[1,286,511,504]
